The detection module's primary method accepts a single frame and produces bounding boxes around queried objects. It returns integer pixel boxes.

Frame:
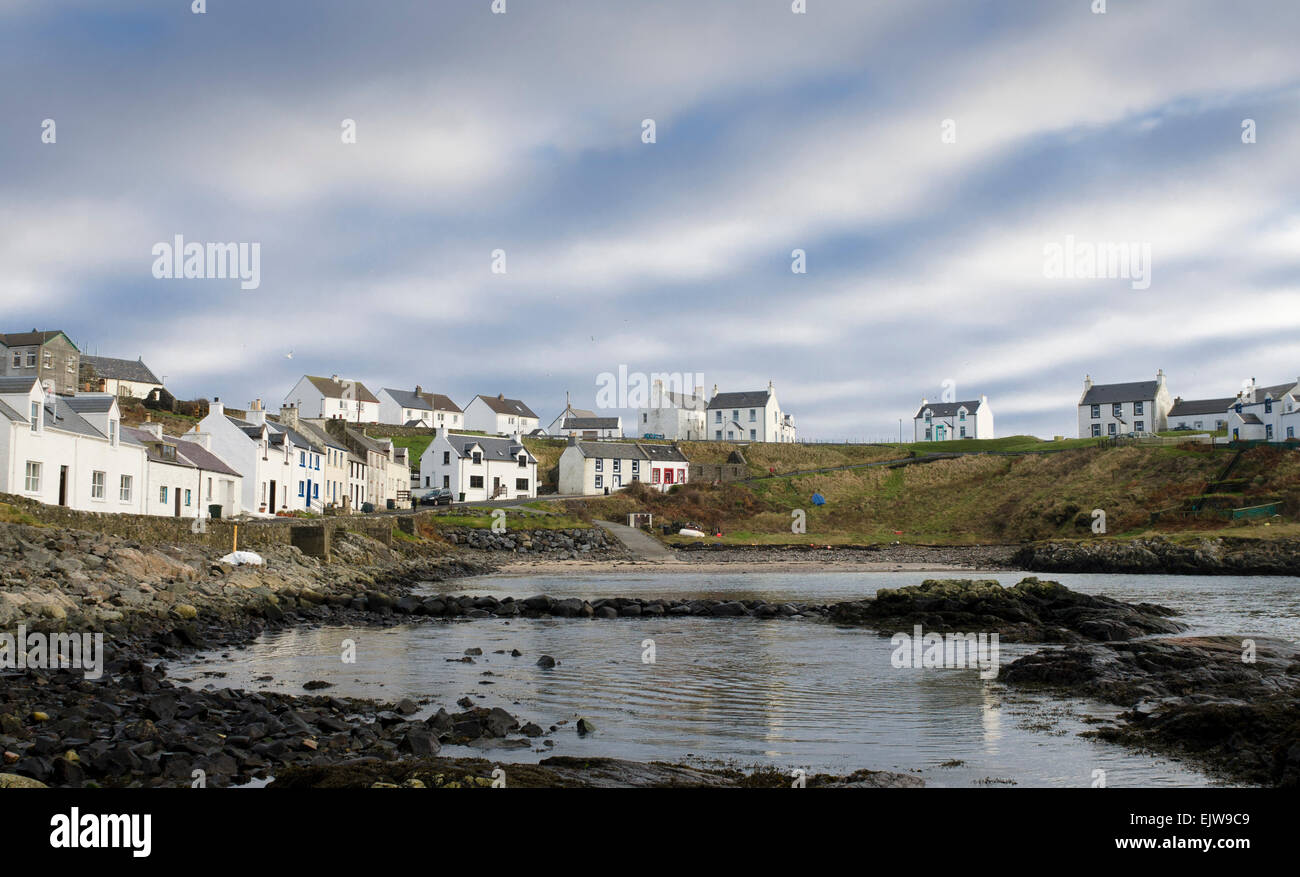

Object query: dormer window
[109,419,118,446]
[924,410,932,423]
[30,400,40,432]
[162,445,176,461]
[518,454,527,467]
[472,451,482,464]
[959,409,966,421]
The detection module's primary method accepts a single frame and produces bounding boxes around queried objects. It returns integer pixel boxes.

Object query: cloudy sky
[3,0,1298,439]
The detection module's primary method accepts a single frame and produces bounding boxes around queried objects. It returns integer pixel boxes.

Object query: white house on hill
[377,386,463,428]
[637,380,706,440]
[418,429,537,501]
[913,396,993,441]
[706,383,796,442]
[284,374,380,423]
[1077,371,1173,437]
[464,394,540,436]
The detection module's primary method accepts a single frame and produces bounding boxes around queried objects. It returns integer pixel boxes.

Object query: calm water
[172,570,1300,787]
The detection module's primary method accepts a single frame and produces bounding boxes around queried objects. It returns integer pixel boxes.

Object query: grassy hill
[560,443,1300,546]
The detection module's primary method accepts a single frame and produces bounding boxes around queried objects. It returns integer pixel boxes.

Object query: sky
[2,0,1299,440]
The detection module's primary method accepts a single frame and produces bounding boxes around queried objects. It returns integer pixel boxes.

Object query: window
[313,484,319,499]
[715,411,722,423]
[959,427,966,438]
[1134,401,1144,415]
[300,451,306,466]
[66,360,75,375]
[120,475,132,502]
[749,429,756,440]
[515,478,529,491]
[631,460,639,474]
[30,401,39,432]
[651,468,660,484]
[612,459,621,473]
[959,410,966,421]
[518,454,526,467]
[314,456,320,470]
[471,452,482,464]
[732,410,739,421]
[749,409,756,422]
[1289,427,1295,439]
[1107,423,1116,435]
[469,475,484,488]
[24,461,41,492]
[925,411,932,423]
[1091,424,1101,437]
[206,477,212,500]
[184,489,192,506]
[664,468,675,484]
[677,469,685,482]
[1111,403,1122,417]
[1090,404,1100,418]
[442,475,449,488]
[715,430,722,440]
[424,476,430,487]
[1265,399,1273,414]
[642,413,647,423]
[160,486,168,504]
[91,470,105,500]
[42,352,51,369]
[10,351,19,368]
[1266,424,1274,440]
[162,445,175,461]
[925,427,933,440]
[442,451,450,465]
[25,352,36,368]
[109,420,117,446]
[1193,421,1203,429]
[1135,421,1144,432]
[594,474,603,489]
[595,458,603,472]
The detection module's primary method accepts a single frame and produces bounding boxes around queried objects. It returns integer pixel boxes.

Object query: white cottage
[1077,371,1173,438]
[463,394,540,436]
[284,374,380,423]
[705,383,795,443]
[913,396,993,442]
[419,429,537,502]
[637,380,706,441]
[377,386,463,428]
[558,439,690,495]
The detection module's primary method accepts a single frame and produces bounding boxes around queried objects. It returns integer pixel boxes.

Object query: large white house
[1224,378,1300,442]
[913,396,993,442]
[376,386,463,428]
[418,429,537,501]
[284,374,380,423]
[558,438,690,495]
[706,383,796,442]
[0,380,147,513]
[636,380,707,440]
[463,394,540,436]
[1077,371,1173,437]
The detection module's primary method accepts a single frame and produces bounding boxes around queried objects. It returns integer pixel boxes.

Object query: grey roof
[0,376,40,394]
[657,390,705,410]
[81,355,162,385]
[0,330,77,349]
[383,388,433,411]
[44,397,104,439]
[344,426,388,455]
[64,394,117,415]
[642,443,689,463]
[268,422,324,453]
[474,394,538,419]
[562,417,621,431]
[1238,413,1264,425]
[175,440,242,477]
[0,398,26,423]
[452,432,534,462]
[1169,397,1234,417]
[707,390,771,410]
[285,418,349,451]
[914,399,981,419]
[1251,381,1299,401]
[575,441,645,460]
[302,375,379,403]
[1081,381,1160,405]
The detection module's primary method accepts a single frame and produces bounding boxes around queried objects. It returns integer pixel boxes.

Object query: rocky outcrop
[1013,536,1300,575]
[1001,636,1300,787]
[413,592,831,620]
[827,577,1185,642]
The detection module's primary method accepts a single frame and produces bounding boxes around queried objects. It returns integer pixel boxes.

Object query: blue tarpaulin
[811,492,825,506]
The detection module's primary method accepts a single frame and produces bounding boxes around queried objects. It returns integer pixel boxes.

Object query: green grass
[426,509,592,529]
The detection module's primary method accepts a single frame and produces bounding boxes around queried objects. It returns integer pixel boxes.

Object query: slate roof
[0,330,77,349]
[123,427,195,467]
[562,417,621,431]
[572,441,690,462]
[81,355,162,385]
[64,394,117,415]
[707,390,771,410]
[0,399,26,423]
[1250,381,1299,401]
[1080,381,1160,405]
[383,388,433,411]
[914,399,982,418]
[44,397,107,439]
[0,377,39,394]
[1169,397,1235,417]
[175,440,242,476]
[302,375,379,403]
[642,444,690,463]
[449,432,534,462]
[1238,413,1264,425]
[474,394,538,419]
[290,419,349,451]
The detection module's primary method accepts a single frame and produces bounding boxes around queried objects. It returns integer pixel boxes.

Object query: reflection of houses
[80,355,164,401]
[1077,372,1172,437]
[558,438,690,495]
[0,329,80,395]
[419,429,537,501]
[913,396,993,442]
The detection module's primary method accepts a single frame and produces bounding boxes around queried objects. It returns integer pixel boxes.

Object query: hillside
[560,444,1300,546]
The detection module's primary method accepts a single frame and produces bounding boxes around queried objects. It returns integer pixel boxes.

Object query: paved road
[593,519,679,563]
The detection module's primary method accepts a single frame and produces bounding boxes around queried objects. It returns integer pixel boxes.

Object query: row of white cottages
[1077,372,1300,442]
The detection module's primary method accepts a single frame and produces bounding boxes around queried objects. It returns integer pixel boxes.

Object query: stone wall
[689,463,748,483]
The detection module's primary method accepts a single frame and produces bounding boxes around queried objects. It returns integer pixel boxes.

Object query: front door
[174,487,181,517]
[492,477,500,498]
[936,425,946,441]
[58,466,68,506]
[269,479,277,511]
[306,478,313,509]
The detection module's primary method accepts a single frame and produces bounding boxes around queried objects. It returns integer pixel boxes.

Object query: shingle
[81,355,162,385]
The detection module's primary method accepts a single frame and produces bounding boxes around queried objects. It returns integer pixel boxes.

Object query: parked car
[419,488,453,506]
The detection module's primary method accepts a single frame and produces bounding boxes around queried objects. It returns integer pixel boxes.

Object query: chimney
[210,398,224,419]
[567,434,577,446]
[712,384,718,397]
[279,403,299,431]
[1156,369,1165,386]
[415,385,422,396]
[141,422,164,441]
[144,412,151,422]
[1083,375,1093,391]
[184,432,212,451]
[246,399,266,427]
[332,375,340,383]
[498,393,505,401]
